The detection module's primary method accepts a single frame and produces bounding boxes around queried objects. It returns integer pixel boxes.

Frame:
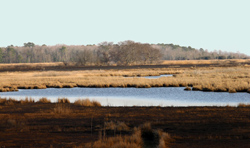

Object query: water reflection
[0,87,249,106]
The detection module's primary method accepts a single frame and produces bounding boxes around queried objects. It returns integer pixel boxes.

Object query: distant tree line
[155,43,249,60]
[0,41,248,65]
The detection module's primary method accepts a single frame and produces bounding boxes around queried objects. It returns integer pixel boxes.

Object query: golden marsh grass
[0,60,249,93]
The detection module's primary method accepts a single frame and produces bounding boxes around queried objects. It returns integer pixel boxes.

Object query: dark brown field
[0,102,250,148]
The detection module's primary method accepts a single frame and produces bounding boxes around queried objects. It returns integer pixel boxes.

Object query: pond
[0,87,249,106]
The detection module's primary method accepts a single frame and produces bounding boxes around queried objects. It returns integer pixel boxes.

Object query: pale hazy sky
[1,0,250,55]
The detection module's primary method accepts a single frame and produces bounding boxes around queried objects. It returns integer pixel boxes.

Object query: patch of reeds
[0,86,18,92]
[237,103,250,107]
[86,127,142,148]
[0,98,16,105]
[105,121,130,131]
[57,98,70,103]
[37,97,51,103]
[135,84,151,88]
[45,83,63,88]
[214,86,228,92]
[158,130,172,148]
[84,122,172,148]
[74,99,101,107]
[20,97,35,104]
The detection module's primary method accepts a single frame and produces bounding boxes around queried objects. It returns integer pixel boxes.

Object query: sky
[1,0,250,55]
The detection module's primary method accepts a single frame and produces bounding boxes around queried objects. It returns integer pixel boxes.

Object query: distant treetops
[0,41,248,64]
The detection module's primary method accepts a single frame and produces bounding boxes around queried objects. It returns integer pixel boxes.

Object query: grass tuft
[86,127,142,148]
[57,98,70,103]
[38,97,51,103]
[74,99,101,107]
[20,97,34,104]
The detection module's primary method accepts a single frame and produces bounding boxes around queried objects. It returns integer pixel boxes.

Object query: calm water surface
[0,87,249,106]
[127,74,173,79]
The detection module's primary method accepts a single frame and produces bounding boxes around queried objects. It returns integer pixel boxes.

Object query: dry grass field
[161,59,250,65]
[0,59,250,93]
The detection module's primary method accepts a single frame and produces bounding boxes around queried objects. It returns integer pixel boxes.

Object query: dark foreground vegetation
[0,98,250,148]
[0,41,249,65]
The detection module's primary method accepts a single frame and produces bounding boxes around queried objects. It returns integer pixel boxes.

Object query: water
[0,87,249,106]
[126,74,173,79]
[143,74,173,79]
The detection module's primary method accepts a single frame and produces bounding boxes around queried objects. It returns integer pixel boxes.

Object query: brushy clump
[237,103,250,107]
[37,97,51,103]
[0,97,35,105]
[20,97,34,104]
[140,123,171,148]
[105,121,130,131]
[74,99,101,107]
[85,128,142,148]
[0,98,18,105]
[158,130,172,148]
[0,86,18,92]
[57,98,70,103]
[85,122,171,148]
